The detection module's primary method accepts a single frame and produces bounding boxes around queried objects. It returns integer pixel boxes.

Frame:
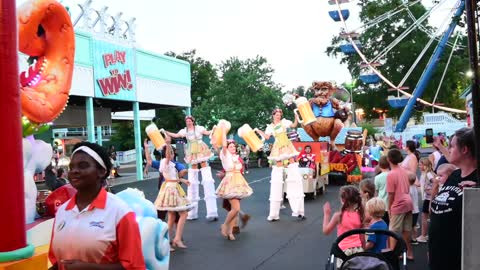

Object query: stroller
[325,229,407,270]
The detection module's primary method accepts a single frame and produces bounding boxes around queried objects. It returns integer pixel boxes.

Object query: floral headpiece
[185,115,195,123]
[272,108,283,116]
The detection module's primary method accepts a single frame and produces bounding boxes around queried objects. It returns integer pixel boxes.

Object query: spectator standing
[387,149,414,260]
[364,198,388,253]
[429,128,478,270]
[408,173,420,246]
[374,156,390,225]
[239,144,250,174]
[416,158,435,243]
[369,143,382,167]
[401,140,419,176]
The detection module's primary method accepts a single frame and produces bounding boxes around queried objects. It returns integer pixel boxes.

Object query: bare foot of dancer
[221,224,228,237]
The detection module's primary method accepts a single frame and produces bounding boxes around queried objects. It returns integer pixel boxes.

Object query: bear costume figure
[302,81,348,149]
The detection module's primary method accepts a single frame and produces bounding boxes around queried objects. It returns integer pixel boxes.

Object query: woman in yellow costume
[255,108,306,221]
[154,137,193,250]
[216,124,253,241]
[164,116,218,221]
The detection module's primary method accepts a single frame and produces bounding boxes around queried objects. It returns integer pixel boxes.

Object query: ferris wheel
[328,0,468,132]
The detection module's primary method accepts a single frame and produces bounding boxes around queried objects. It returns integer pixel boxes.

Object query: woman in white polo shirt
[49,142,145,270]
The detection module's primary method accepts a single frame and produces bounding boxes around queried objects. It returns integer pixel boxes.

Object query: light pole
[343,79,358,124]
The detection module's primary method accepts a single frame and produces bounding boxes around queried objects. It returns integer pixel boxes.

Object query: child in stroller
[325,228,407,270]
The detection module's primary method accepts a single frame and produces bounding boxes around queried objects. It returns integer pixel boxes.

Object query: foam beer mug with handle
[145,123,166,151]
[294,97,316,125]
[238,124,264,152]
[210,119,231,149]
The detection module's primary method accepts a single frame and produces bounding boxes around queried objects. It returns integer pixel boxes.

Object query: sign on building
[93,40,136,101]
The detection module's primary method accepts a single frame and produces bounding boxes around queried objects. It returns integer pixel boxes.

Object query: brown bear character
[302,81,348,149]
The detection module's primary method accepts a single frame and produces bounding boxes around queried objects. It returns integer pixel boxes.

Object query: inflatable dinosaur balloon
[17,0,75,223]
[18,0,75,125]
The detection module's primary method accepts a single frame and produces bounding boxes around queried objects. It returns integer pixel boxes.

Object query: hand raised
[323,202,331,216]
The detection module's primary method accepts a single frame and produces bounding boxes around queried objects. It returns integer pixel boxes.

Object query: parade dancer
[216,124,253,240]
[154,139,193,250]
[256,108,306,221]
[165,116,219,221]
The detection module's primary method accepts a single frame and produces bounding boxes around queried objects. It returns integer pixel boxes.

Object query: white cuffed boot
[268,166,284,221]
[187,168,200,220]
[286,162,305,219]
[200,166,218,221]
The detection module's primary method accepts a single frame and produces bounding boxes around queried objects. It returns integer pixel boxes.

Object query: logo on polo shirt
[89,221,105,229]
[56,221,66,232]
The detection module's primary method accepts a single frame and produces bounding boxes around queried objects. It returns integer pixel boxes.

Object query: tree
[109,121,150,150]
[165,50,218,109]
[155,50,218,131]
[327,0,470,120]
[193,56,289,132]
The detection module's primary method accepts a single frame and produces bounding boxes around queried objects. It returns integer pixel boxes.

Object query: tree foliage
[110,121,150,150]
[327,0,470,120]
[193,56,290,132]
[155,50,218,131]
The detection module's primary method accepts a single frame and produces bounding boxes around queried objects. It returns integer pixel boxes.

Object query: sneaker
[280,204,286,209]
[416,236,428,243]
[410,239,418,245]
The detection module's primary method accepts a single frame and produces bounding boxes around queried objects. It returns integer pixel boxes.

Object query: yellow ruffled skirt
[154,182,194,211]
[185,140,214,164]
[268,132,299,162]
[216,172,253,199]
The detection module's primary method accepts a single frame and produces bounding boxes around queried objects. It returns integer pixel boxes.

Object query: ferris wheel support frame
[394,0,465,132]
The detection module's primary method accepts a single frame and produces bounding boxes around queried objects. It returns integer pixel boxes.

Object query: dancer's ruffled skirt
[268,135,299,162]
[154,182,194,211]
[184,140,214,164]
[216,172,253,199]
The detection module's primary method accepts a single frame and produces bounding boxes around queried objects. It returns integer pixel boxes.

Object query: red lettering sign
[97,69,133,96]
[98,50,133,96]
[102,50,127,68]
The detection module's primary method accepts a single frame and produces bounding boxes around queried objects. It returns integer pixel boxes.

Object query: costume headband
[272,108,283,115]
[185,115,195,122]
[72,146,107,170]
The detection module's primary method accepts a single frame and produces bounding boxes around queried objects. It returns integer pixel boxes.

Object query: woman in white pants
[165,116,219,221]
[255,109,306,221]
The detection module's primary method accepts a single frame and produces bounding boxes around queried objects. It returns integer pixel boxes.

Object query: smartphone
[426,128,434,144]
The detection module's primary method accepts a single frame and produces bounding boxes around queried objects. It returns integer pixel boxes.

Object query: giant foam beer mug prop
[294,97,316,125]
[238,124,265,152]
[210,119,231,149]
[145,123,166,150]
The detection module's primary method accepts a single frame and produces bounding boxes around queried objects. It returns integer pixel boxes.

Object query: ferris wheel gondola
[339,32,362,54]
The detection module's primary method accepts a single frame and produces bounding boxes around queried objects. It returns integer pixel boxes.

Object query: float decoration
[295,81,349,149]
[23,136,53,224]
[17,0,75,224]
[22,116,51,137]
[18,0,75,124]
[116,188,170,270]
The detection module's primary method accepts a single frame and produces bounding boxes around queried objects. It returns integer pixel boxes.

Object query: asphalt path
[112,167,429,270]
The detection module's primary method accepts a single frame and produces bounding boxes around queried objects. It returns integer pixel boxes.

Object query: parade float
[286,81,366,185]
[0,1,169,269]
